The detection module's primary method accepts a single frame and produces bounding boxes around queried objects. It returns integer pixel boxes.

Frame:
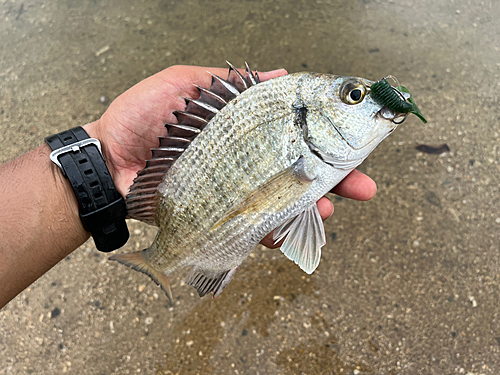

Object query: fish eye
[340,80,366,105]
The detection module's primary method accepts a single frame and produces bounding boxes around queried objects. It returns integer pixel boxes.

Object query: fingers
[260,230,281,249]
[160,65,288,98]
[256,69,288,81]
[331,169,377,201]
[316,196,334,220]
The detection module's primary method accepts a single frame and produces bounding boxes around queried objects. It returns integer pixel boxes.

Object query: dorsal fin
[244,62,259,86]
[164,123,201,138]
[126,62,260,225]
[207,73,239,101]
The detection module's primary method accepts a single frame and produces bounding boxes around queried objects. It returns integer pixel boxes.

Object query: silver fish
[111,62,421,302]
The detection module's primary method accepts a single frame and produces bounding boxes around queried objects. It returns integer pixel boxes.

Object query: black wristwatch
[45,126,129,252]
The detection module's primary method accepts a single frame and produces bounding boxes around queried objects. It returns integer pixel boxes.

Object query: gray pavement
[1,0,499,374]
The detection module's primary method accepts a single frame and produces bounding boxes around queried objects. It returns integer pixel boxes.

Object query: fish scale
[110,63,425,302]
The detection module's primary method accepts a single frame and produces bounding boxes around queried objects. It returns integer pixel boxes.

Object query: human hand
[83,65,376,248]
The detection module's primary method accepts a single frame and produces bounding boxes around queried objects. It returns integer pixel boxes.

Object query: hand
[83,65,376,248]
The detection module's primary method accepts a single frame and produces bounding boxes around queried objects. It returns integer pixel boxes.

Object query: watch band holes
[63,136,73,142]
[78,158,88,164]
[103,223,117,234]
[84,169,93,175]
[90,180,99,187]
[95,192,103,199]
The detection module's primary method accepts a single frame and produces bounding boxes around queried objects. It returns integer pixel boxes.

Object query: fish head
[302,75,409,165]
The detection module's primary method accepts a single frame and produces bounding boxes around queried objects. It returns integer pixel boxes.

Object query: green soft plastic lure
[370,78,427,123]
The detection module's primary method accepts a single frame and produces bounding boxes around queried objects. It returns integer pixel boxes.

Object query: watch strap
[45,127,129,252]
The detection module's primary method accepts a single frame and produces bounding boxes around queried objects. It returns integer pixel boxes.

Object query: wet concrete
[1,0,499,374]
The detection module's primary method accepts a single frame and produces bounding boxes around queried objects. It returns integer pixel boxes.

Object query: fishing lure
[370,78,427,123]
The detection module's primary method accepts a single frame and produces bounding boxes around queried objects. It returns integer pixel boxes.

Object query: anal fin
[186,268,238,298]
[109,251,173,304]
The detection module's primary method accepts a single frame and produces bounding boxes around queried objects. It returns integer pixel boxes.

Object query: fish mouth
[375,90,412,125]
[377,106,408,125]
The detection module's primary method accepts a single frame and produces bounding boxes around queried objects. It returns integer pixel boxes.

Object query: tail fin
[110,251,173,304]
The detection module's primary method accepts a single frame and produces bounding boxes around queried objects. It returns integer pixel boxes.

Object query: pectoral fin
[211,157,313,231]
[273,204,326,274]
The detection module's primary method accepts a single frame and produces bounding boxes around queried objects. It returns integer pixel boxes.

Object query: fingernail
[328,205,335,218]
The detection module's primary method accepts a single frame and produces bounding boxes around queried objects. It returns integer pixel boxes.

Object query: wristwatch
[45,126,129,252]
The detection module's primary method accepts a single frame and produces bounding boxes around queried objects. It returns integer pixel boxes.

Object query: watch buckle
[49,138,102,170]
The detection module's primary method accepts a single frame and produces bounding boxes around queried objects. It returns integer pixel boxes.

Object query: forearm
[0,144,90,308]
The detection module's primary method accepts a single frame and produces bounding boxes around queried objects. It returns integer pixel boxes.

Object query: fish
[110,62,425,303]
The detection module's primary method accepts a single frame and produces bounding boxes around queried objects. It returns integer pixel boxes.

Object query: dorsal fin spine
[165,123,202,138]
[226,61,249,90]
[183,97,219,114]
[208,73,240,97]
[132,172,166,182]
[244,62,258,85]
[173,112,208,126]
[126,187,157,196]
[194,85,228,109]
[151,147,186,152]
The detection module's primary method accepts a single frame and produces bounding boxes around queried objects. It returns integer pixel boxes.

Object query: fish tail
[109,250,173,304]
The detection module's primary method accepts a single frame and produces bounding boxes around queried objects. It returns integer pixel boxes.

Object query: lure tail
[396,85,427,123]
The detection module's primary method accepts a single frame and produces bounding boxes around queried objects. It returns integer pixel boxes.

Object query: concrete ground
[1,0,499,374]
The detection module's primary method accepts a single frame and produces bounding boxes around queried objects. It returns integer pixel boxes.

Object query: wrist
[40,144,91,253]
[81,120,100,145]
[82,120,112,174]
[45,126,129,252]
[82,120,122,196]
